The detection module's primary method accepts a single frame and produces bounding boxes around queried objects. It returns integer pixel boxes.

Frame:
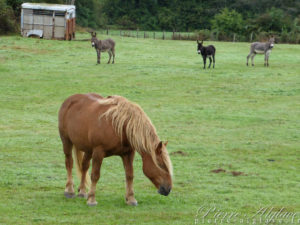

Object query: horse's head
[142,141,173,196]
[197,40,203,54]
[90,32,97,47]
[269,36,275,49]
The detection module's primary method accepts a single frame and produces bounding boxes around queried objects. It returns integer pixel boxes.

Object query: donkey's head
[142,141,173,196]
[197,40,203,54]
[90,32,97,47]
[269,36,275,49]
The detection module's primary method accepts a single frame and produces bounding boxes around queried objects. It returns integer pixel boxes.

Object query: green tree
[211,8,244,35]
[0,0,18,34]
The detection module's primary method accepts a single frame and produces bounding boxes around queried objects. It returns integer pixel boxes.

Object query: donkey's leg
[265,52,270,67]
[251,53,256,66]
[87,148,104,206]
[78,152,92,198]
[121,151,137,206]
[62,138,75,198]
[208,57,212,68]
[203,56,206,69]
[246,53,251,66]
[112,49,115,64]
[107,51,112,64]
[97,50,101,64]
[212,54,215,68]
[264,53,267,67]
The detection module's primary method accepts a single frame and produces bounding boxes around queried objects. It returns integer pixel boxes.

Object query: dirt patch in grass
[231,171,247,176]
[211,168,226,173]
[170,151,188,156]
[210,168,248,176]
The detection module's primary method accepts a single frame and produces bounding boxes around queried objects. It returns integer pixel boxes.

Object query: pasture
[0,33,299,225]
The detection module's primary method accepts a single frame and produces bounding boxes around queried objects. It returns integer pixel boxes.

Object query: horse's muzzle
[158,186,171,196]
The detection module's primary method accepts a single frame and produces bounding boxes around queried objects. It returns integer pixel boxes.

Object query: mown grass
[0,33,299,225]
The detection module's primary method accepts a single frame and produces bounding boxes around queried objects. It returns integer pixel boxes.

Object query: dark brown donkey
[197,40,216,69]
[59,94,173,206]
[90,32,115,64]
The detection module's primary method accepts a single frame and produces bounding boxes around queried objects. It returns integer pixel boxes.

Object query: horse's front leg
[121,151,137,206]
[87,148,104,206]
[97,50,101,64]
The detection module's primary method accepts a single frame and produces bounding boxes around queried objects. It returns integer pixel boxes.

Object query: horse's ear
[197,40,199,44]
[164,141,168,147]
[201,40,203,44]
[156,141,163,155]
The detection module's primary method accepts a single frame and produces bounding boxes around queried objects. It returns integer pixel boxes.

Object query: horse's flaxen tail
[73,148,91,189]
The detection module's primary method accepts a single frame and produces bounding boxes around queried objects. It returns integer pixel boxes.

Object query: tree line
[1,0,299,43]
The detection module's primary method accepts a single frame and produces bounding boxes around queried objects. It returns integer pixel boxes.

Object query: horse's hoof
[77,193,88,198]
[87,201,98,206]
[126,201,138,206]
[64,192,75,199]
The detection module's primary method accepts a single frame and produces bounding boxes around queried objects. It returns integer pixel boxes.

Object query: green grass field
[0,33,299,225]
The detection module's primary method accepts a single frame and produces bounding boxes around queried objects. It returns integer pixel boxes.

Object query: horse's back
[58,94,126,155]
[58,93,104,136]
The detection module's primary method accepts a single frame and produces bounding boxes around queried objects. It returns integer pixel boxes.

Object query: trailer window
[55,11,65,17]
[33,9,53,16]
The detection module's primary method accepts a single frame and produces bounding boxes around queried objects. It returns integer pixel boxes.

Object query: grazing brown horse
[58,94,173,206]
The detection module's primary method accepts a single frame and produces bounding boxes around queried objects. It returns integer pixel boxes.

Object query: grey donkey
[91,32,115,64]
[246,36,275,67]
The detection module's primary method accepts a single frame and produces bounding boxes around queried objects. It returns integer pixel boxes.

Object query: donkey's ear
[156,141,163,155]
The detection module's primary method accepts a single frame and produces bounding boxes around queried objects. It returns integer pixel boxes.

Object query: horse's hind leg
[77,152,92,198]
[107,51,112,64]
[212,54,215,68]
[87,147,104,206]
[121,150,137,206]
[61,137,75,198]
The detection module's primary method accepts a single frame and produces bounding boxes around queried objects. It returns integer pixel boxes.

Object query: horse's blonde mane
[98,96,172,175]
